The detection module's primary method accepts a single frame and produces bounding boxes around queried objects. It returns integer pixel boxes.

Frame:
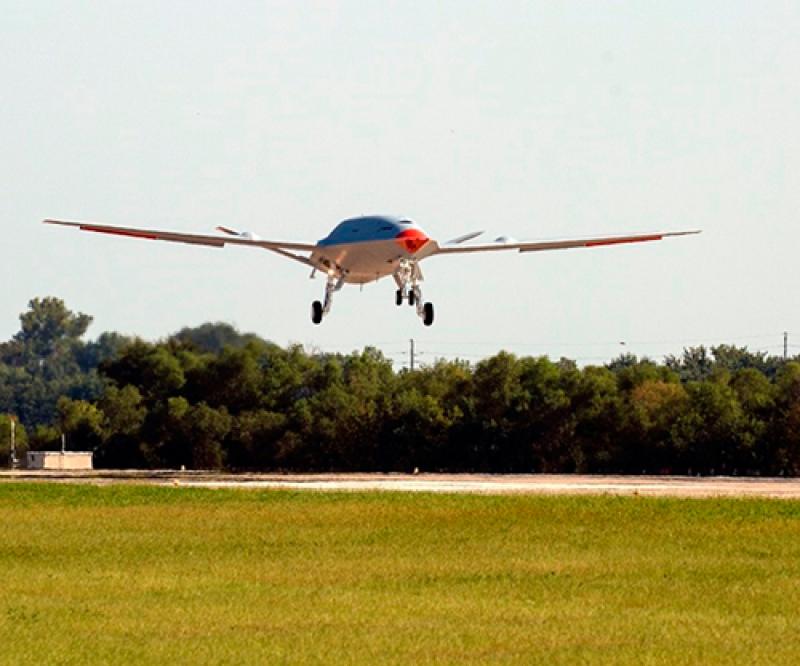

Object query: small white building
[27,451,93,470]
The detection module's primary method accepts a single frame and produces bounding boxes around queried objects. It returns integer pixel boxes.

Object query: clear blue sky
[3,1,799,366]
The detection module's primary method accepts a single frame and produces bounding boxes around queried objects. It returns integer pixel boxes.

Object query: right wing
[43,219,316,265]
[432,230,701,255]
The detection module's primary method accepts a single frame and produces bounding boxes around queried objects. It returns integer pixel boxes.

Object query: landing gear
[423,302,434,326]
[396,286,418,308]
[310,272,344,324]
[393,259,435,326]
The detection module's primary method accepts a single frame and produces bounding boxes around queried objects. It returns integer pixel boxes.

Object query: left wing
[43,219,316,265]
[431,229,700,255]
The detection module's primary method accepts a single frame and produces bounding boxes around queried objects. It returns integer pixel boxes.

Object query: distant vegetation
[2,297,800,475]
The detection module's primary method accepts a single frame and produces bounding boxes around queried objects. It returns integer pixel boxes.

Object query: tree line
[2,297,800,475]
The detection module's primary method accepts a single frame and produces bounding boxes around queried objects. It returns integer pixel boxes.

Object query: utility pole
[785,331,789,361]
[9,416,17,469]
[403,339,423,370]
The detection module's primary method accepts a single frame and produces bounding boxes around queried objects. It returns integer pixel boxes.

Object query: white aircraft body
[44,216,699,326]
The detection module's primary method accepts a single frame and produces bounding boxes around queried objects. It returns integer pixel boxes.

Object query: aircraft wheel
[422,302,434,326]
[408,290,416,306]
[311,301,323,324]
[395,289,403,306]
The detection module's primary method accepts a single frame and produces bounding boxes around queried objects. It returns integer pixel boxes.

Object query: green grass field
[1,485,799,665]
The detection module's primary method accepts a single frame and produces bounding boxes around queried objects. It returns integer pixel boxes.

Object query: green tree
[665,347,714,383]
[621,380,688,473]
[102,341,186,401]
[95,385,148,468]
[770,363,800,474]
[28,425,61,451]
[157,398,231,469]
[467,352,525,471]
[392,359,471,471]
[712,344,785,379]
[77,332,133,372]
[569,366,623,473]
[171,322,268,354]
[381,388,453,472]
[729,368,775,473]
[56,397,104,452]
[185,346,264,413]
[0,298,103,425]
[4,297,92,363]
[228,410,287,469]
[513,356,573,472]
[672,376,746,474]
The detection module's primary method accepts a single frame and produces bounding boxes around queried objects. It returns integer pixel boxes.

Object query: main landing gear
[311,273,344,325]
[310,260,435,327]
[394,259,434,326]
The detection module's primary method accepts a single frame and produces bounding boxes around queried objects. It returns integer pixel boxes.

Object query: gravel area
[3,470,800,498]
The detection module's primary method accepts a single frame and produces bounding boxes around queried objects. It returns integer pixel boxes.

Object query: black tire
[423,302,434,326]
[408,290,416,306]
[395,289,403,306]
[311,301,323,324]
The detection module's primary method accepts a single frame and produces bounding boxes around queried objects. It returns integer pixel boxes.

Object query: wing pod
[216,226,261,241]
[444,230,484,245]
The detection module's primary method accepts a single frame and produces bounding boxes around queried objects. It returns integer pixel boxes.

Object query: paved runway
[3,470,800,498]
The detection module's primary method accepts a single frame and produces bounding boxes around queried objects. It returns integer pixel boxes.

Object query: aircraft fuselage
[310,215,435,284]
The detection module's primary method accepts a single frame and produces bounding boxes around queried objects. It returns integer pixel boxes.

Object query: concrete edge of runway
[3,470,800,499]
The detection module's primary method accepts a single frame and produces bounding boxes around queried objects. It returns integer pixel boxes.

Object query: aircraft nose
[395,228,430,254]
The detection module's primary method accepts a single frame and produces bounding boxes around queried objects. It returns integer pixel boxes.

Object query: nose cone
[395,228,430,254]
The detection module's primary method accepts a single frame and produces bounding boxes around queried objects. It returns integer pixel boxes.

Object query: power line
[310,331,797,367]
[418,333,784,349]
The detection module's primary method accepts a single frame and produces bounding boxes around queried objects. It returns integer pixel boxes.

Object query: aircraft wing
[432,229,701,255]
[43,219,317,253]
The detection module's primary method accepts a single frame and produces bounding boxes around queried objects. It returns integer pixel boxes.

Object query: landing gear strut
[393,259,434,326]
[311,272,344,325]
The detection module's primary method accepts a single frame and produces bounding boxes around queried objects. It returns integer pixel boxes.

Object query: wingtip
[43,219,76,228]
[667,229,702,237]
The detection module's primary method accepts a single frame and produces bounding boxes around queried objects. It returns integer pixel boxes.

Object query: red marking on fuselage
[585,235,662,248]
[394,228,430,254]
[80,226,159,240]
